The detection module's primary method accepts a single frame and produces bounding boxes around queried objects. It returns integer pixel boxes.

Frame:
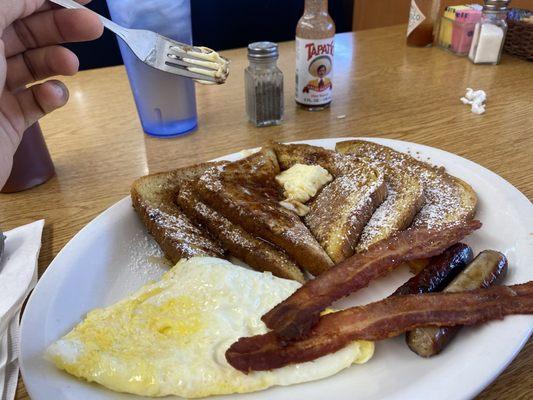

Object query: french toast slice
[195,147,334,276]
[176,181,305,283]
[355,164,424,252]
[131,164,225,264]
[273,142,347,177]
[335,140,478,229]
[304,162,388,263]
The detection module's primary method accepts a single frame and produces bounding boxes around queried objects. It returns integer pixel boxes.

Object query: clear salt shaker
[469,0,509,65]
[245,42,284,127]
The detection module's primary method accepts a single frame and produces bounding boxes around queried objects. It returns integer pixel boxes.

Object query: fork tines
[165,43,228,84]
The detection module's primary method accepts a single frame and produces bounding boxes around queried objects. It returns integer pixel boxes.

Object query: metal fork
[0,229,4,263]
[48,0,229,84]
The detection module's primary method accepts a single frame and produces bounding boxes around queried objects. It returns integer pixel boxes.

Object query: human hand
[0,0,103,188]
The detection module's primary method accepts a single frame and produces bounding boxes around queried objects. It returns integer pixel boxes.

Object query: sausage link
[406,250,508,357]
[392,243,473,296]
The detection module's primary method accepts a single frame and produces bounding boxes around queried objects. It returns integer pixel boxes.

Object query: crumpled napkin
[0,220,44,400]
[460,88,487,115]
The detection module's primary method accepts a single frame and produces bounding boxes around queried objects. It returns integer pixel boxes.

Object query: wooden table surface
[1,24,532,400]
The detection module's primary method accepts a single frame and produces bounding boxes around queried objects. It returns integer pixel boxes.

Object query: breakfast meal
[46,139,533,398]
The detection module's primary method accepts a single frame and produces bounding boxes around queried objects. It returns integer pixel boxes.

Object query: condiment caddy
[438,6,482,55]
[436,1,513,65]
[438,5,472,49]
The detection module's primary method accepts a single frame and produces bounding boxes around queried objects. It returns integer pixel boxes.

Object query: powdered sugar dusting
[341,142,471,230]
[127,231,168,277]
[145,202,223,258]
[176,183,304,280]
[191,192,255,252]
[305,162,386,262]
[412,170,462,228]
[358,183,399,250]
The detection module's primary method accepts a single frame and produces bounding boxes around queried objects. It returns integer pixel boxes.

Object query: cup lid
[247,42,279,60]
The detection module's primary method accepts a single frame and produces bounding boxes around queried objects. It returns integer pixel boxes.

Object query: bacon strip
[262,220,482,341]
[227,281,533,372]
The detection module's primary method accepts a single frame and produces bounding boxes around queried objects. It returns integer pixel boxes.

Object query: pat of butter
[276,164,333,216]
[279,200,310,217]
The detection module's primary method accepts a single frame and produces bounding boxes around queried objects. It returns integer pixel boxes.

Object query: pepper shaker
[245,42,284,127]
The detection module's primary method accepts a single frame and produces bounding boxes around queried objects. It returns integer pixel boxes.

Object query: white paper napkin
[0,220,44,400]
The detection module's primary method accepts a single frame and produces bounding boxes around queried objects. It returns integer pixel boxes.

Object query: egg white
[46,257,374,398]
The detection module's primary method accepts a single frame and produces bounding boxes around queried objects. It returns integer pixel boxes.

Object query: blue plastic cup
[106,0,198,137]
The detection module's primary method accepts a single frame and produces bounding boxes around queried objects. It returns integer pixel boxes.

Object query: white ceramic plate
[20,138,533,400]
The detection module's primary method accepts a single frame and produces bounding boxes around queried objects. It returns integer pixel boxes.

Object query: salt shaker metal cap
[247,42,279,60]
[483,0,510,12]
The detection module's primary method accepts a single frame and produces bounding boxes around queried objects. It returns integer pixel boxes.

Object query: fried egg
[46,257,374,398]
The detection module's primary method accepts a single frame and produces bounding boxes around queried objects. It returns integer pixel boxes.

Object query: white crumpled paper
[0,220,44,400]
[460,88,487,115]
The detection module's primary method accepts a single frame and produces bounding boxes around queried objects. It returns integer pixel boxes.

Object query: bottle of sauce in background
[1,123,55,193]
[295,0,335,111]
[407,0,441,47]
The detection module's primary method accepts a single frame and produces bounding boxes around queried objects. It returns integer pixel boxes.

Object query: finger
[13,80,69,128]
[3,8,103,58]
[0,0,45,31]
[6,45,79,90]
[0,0,93,30]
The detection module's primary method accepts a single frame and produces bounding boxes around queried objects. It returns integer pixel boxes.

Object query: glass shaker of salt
[469,0,510,65]
[245,42,284,127]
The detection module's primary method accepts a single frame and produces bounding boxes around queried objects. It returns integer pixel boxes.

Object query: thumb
[14,79,69,129]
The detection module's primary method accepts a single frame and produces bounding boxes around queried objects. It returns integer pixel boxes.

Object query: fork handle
[48,0,129,40]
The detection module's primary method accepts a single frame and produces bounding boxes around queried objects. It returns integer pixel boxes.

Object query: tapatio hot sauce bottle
[406,0,441,47]
[295,0,335,110]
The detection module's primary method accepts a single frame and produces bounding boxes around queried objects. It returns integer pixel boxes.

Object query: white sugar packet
[0,220,44,400]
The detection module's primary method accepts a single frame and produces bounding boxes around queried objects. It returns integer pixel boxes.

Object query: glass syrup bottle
[295,0,335,111]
